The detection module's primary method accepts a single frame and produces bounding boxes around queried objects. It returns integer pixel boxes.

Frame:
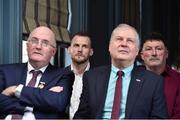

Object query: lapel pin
[136,79,141,82]
[38,82,45,89]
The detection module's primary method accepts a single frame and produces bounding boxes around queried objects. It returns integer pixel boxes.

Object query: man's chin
[75,59,87,64]
[30,57,44,62]
[30,54,43,58]
[149,63,161,67]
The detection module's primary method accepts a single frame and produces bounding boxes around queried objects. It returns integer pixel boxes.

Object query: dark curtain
[120,0,140,32]
[88,0,141,67]
[141,0,179,64]
[108,0,140,35]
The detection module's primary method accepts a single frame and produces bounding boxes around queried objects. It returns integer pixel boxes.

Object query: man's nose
[36,42,43,48]
[152,49,157,55]
[120,40,128,46]
[78,46,83,51]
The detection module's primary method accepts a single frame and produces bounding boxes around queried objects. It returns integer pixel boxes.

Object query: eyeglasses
[29,38,56,48]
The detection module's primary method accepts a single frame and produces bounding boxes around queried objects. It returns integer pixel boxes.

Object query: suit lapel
[13,63,57,88]
[66,65,71,71]
[17,63,28,85]
[96,65,111,118]
[39,64,57,89]
[125,66,145,118]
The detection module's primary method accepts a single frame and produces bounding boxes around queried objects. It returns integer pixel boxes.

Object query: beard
[72,56,89,64]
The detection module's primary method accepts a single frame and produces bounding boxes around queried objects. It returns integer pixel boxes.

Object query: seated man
[141,32,180,118]
[0,26,74,119]
[74,24,168,119]
[66,32,93,119]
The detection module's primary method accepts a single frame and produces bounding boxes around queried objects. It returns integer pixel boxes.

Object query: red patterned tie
[111,71,123,119]
[27,70,41,87]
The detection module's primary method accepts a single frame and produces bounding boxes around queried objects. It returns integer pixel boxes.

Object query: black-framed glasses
[29,38,56,48]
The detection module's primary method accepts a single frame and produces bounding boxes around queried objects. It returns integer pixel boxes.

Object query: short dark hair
[142,32,167,48]
[70,32,91,40]
[70,32,92,47]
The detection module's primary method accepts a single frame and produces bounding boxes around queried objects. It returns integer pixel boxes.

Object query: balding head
[28,26,56,47]
[27,26,57,69]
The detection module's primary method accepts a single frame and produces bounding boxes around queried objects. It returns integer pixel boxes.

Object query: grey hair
[110,23,141,49]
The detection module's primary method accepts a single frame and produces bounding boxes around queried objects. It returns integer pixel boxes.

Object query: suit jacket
[0,63,74,119]
[74,65,169,119]
[62,65,73,118]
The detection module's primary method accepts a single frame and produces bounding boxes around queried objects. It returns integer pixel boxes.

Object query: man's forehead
[72,36,90,44]
[144,40,165,45]
[143,41,166,48]
[113,28,137,38]
[73,35,89,40]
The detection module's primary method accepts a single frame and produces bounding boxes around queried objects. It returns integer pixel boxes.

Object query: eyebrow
[31,37,49,42]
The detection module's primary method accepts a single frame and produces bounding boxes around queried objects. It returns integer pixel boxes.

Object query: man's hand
[49,86,63,93]
[1,86,17,96]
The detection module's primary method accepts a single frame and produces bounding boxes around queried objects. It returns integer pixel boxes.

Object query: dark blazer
[74,65,169,119]
[0,63,74,119]
[63,65,74,118]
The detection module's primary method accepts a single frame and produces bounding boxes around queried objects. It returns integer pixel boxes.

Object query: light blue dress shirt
[102,64,134,119]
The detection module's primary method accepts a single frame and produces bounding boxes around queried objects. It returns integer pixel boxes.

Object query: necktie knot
[117,71,124,77]
[28,70,42,87]
[30,70,42,77]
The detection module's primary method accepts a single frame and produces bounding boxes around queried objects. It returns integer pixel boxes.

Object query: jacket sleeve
[151,77,169,118]
[0,67,26,115]
[19,70,74,113]
[0,94,26,114]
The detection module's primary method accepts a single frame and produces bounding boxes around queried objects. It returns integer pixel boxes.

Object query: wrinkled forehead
[111,26,140,48]
[29,27,55,42]
[143,40,166,48]
[112,27,138,38]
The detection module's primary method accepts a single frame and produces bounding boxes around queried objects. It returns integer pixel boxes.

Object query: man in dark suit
[74,24,169,119]
[140,32,180,118]
[0,26,73,119]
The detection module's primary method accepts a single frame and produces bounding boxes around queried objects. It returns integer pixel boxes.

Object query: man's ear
[165,49,169,59]
[90,48,94,56]
[140,51,145,61]
[52,48,57,56]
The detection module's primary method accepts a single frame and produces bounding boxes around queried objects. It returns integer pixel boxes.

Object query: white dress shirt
[69,63,90,119]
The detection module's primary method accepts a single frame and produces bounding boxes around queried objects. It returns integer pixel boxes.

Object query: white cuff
[22,111,36,120]
[25,106,33,112]
[15,84,24,98]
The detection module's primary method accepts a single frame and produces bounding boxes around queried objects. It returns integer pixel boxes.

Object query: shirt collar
[71,62,90,72]
[161,65,170,76]
[85,62,90,71]
[27,62,48,73]
[111,64,134,77]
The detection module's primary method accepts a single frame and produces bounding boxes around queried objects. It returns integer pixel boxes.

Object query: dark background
[69,0,180,68]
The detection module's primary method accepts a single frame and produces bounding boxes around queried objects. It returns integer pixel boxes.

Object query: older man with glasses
[0,26,74,119]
